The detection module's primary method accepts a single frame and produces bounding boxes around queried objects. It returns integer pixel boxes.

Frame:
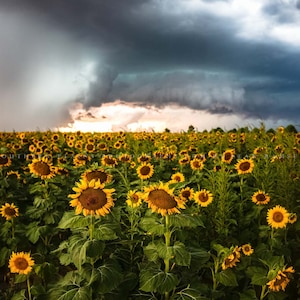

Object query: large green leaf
[172,242,191,267]
[139,216,165,235]
[216,269,238,287]
[175,287,209,300]
[95,260,123,294]
[93,223,118,240]
[140,267,179,293]
[246,266,269,286]
[169,213,205,229]
[58,212,90,229]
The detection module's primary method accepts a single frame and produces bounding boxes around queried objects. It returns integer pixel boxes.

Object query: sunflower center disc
[79,188,107,210]
[273,212,284,222]
[140,166,150,175]
[240,162,250,171]
[15,258,29,270]
[148,189,177,209]
[0,156,8,165]
[33,162,51,175]
[5,207,17,216]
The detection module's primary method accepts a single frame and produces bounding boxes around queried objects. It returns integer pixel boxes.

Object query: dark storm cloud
[0,0,300,130]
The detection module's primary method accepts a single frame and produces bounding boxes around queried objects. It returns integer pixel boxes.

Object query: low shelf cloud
[1,0,300,131]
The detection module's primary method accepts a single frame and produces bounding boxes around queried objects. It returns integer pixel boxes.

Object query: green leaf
[173,242,191,267]
[189,247,210,266]
[14,274,27,283]
[169,213,205,229]
[143,242,160,262]
[11,290,26,300]
[175,287,209,300]
[139,267,179,293]
[0,246,10,267]
[96,260,123,293]
[56,285,92,300]
[139,216,165,235]
[246,266,268,286]
[93,223,118,240]
[216,269,238,287]
[239,289,258,300]
[86,239,105,258]
[58,212,90,229]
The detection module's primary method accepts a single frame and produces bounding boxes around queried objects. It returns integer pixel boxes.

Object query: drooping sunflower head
[222,246,241,270]
[6,171,21,180]
[241,244,254,256]
[170,172,185,183]
[0,203,19,221]
[81,168,112,184]
[221,149,235,164]
[0,154,12,167]
[68,179,115,217]
[251,190,270,205]
[193,189,213,207]
[235,158,255,175]
[267,205,289,229]
[267,266,295,292]
[28,157,56,180]
[136,162,154,180]
[179,155,191,165]
[126,190,143,208]
[179,187,194,201]
[143,182,186,216]
[9,252,34,275]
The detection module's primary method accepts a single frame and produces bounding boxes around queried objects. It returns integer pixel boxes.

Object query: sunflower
[126,190,143,208]
[85,143,95,153]
[9,252,34,275]
[253,147,266,155]
[267,205,289,229]
[69,179,115,217]
[190,158,204,171]
[241,244,254,256]
[251,190,270,205]
[179,187,194,201]
[138,153,151,163]
[101,155,118,167]
[137,162,154,180]
[28,157,56,179]
[81,168,112,184]
[0,154,12,167]
[6,170,21,180]
[267,266,295,292]
[288,213,297,224]
[235,158,254,175]
[208,150,217,159]
[143,182,186,216]
[170,172,185,183]
[73,154,91,167]
[179,155,191,165]
[221,149,235,164]
[118,153,132,163]
[98,142,107,151]
[193,189,213,207]
[0,203,19,220]
[222,246,241,270]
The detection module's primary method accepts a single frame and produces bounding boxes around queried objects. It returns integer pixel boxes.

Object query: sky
[1,0,300,132]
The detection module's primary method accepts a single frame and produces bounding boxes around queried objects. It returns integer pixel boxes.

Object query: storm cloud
[1,0,300,130]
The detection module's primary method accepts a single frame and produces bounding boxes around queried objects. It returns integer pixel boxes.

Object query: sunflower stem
[164,214,171,300]
[27,276,32,300]
[260,285,267,300]
[89,215,95,240]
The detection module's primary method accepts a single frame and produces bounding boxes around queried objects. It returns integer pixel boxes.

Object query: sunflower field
[0,125,299,300]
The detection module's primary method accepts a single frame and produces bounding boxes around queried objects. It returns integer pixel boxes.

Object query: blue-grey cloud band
[1,0,300,130]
